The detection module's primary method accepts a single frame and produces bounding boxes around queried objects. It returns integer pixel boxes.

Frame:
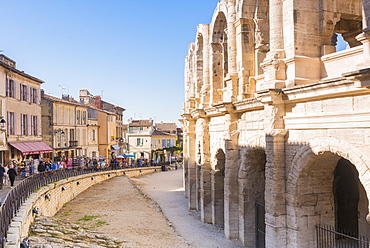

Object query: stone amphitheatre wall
[5,167,160,248]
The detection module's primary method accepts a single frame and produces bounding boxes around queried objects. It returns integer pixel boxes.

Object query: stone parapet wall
[5,167,160,248]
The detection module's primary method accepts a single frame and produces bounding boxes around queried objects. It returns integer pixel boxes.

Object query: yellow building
[97,109,116,161]
[0,54,52,165]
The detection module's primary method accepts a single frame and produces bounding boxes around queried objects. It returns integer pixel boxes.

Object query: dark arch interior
[333,158,359,236]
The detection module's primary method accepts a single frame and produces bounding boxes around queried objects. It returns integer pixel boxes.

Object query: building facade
[182,0,370,247]
[0,55,52,165]
[41,93,89,162]
[79,89,125,157]
[126,119,154,160]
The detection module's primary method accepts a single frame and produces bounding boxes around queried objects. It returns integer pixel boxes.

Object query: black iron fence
[0,163,166,248]
[316,224,370,248]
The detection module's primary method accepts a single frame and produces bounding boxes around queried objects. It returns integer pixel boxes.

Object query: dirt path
[54,175,189,247]
[52,169,242,248]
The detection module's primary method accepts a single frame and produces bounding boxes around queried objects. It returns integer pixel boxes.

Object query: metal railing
[0,163,165,248]
[316,224,370,248]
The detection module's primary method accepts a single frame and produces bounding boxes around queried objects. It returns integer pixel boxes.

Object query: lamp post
[0,117,6,165]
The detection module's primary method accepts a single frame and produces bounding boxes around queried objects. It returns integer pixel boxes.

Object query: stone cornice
[191,109,206,119]
[280,78,365,103]
[233,97,263,111]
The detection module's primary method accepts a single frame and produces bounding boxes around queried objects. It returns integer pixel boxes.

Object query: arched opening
[238,148,266,247]
[210,12,228,104]
[196,34,204,107]
[212,149,225,225]
[321,0,363,55]
[287,151,370,248]
[333,158,359,236]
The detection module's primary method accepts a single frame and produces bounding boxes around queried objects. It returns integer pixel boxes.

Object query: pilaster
[224,112,240,239]
[262,89,288,248]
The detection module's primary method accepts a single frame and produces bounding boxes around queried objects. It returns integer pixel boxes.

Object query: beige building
[86,107,99,158]
[183,0,370,247]
[79,89,125,157]
[0,55,52,165]
[126,119,154,160]
[151,129,177,162]
[41,93,89,162]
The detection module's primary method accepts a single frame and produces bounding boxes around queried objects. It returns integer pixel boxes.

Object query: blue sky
[1,0,219,125]
[1,1,349,126]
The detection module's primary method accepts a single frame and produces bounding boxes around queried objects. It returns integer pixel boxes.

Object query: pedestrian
[3,165,9,186]
[8,165,17,187]
[0,164,5,189]
[38,161,46,179]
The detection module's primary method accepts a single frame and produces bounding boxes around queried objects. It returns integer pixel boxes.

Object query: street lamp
[0,117,6,129]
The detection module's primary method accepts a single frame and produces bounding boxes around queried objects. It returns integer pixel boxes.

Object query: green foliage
[79,215,99,221]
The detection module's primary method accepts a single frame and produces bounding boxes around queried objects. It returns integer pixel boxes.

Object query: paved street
[0,177,22,203]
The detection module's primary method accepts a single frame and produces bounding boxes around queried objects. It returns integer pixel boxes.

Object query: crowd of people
[0,156,178,189]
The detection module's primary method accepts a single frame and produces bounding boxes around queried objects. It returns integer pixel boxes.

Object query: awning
[9,142,53,155]
[111,145,120,150]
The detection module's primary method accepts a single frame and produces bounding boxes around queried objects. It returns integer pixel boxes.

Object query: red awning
[9,142,53,155]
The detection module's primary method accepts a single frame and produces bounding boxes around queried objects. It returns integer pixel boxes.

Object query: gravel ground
[53,168,243,248]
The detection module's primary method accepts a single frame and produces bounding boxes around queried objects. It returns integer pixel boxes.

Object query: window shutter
[7,111,10,133]
[26,86,29,102]
[36,115,39,135]
[13,112,16,135]
[30,87,33,103]
[36,89,39,104]
[20,114,24,135]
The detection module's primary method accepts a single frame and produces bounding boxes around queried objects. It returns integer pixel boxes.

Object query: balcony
[69,140,78,147]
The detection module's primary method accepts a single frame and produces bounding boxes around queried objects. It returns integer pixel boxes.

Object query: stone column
[262,90,287,248]
[186,119,197,210]
[260,0,286,90]
[197,117,212,223]
[224,113,240,239]
[220,0,238,104]
[235,18,255,100]
[264,130,287,248]
[227,0,237,75]
[209,43,223,104]
[356,0,370,68]
[200,24,211,109]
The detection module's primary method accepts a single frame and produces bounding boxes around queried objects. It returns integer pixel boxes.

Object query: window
[31,115,38,135]
[7,111,16,135]
[31,88,38,104]
[6,79,16,98]
[129,127,133,131]
[136,138,143,146]
[153,139,156,148]
[82,111,86,125]
[20,84,28,101]
[92,130,96,141]
[77,110,81,125]
[21,114,28,135]
[139,127,144,131]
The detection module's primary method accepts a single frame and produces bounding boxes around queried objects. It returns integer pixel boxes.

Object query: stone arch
[209,2,229,104]
[195,33,204,107]
[320,0,363,52]
[195,24,210,108]
[238,0,269,52]
[211,148,225,225]
[286,137,370,247]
